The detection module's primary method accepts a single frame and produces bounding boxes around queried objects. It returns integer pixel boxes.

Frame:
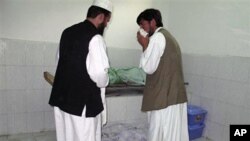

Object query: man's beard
[148,26,154,37]
[97,22,105,35]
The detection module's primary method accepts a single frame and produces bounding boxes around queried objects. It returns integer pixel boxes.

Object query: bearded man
[49,0,112,141]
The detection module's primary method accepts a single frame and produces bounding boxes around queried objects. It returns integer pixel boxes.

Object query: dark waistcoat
[49,20,103,117]
[141,28,187,112]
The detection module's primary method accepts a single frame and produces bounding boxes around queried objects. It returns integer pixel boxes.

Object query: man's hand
[137,31,149,51]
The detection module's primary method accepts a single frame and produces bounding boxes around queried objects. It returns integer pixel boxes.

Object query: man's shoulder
[157,27,167,33]
[60,22,84,37]
[65,22,83,31]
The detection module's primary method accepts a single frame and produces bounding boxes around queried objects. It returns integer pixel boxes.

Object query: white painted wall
[167,0,250,57]
[2,0,250,55]
[1,0,153,49]
[1,0,92,42]
[0,1,3,37]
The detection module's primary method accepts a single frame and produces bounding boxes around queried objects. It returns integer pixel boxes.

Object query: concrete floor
[0,131,209,141]
[0,131,56,141]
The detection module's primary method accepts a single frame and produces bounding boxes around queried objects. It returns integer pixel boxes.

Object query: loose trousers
[54,107,101,141]
[147,102,189,141]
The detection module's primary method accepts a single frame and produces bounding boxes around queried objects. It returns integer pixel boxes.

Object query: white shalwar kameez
[139,27,189,141]
[54,34,109,141]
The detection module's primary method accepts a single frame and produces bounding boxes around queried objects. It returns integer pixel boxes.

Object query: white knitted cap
[92,0,113,12]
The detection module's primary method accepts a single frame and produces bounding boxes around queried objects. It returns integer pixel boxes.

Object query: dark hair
[87,6,111,18]
[136,9,163,27]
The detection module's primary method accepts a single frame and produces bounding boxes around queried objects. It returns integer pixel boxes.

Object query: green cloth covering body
[108,67,146,85]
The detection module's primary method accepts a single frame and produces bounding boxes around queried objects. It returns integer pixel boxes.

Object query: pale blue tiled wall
[106,96,146,123]
[1,38,250,140]
[0,38,57,135]
[107,47,141,68]
[0,38,146,135]
[183,54,250,141]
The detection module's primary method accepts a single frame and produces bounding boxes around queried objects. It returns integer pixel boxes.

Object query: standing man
[136,9,189,141]
[49,0,112,141]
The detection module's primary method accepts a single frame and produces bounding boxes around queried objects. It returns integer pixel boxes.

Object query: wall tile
[196,55,250,139]
[7,133,36,140]
[200,77,218,100]
[1,38,250,137]
[205,121,225,141]
[216,80,246,107]
[5,39,26,66]
[199,55,218,77]
[184,74,204,96]
[214,79,231,102]
[43,89,53,112]
[187,55,205,75]
[243,90,250,109]
[26,112,44,133]
[229,82,248,107]
[240,108,250,125]
[247,71,250,108]
[183,73,192,94]
[230,57,250,82]
[182,53,194,74]
[43,43,58,66]
[189,94,201,106]
[7,113,28,134]
[222,125,230,141]
[225,104,242,125]
[6,90,27,114]
[126,95,146,120]
[107,48,141,68]
[0,39,6,65]
[215,57,234,80]
[6,66,27,90]
[0,136,8,141]
[200,97,214,122]
[44,111,55,131]
[25,42,44,66]
[187,92,192,102]
[25,66,44,89]
[211,100,227,125]
[0,66,6,90]
[215,56,250,82]
[106,96,127,122]
[0,114,8,135]
[26,90,44,112]
[0,91,7,114]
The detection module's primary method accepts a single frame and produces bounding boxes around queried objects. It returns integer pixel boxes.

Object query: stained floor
[0,131,209,141]
[0,122,209,141]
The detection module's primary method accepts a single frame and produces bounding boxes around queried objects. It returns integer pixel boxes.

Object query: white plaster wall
[1,0,153,49]
[2,0,250,55]
[1,0,91,42]
[105,0,153,49]
[167,0,250,57]
[0,1,3,37]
